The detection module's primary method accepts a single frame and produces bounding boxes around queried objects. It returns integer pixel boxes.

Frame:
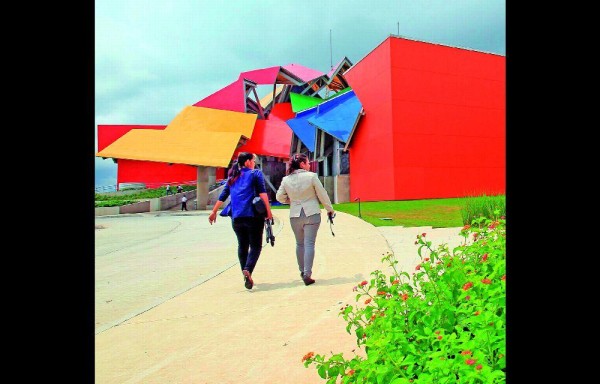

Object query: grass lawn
[272,196,504,228]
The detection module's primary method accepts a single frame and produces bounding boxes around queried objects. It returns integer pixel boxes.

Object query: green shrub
[460,195,505,226]
[95,185,198,205]
[303,215,506,383]
[95,200,137,208]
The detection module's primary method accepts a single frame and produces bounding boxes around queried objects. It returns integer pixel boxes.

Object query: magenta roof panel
[282,63,324,83]
[238,66,281,85]
[193,79,245,112]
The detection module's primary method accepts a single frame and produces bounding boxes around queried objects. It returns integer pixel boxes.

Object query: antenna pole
[397,22,399,35]
[330,29,333,69]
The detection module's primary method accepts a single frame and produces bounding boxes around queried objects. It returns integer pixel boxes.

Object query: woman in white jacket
[276,153,335,285]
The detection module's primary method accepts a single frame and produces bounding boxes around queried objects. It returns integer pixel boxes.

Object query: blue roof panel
[285,112,317,152]
[307,91,362,142]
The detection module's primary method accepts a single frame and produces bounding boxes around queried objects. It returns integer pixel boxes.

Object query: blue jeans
[231,216,264,274]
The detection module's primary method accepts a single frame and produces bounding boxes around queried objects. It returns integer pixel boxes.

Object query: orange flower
[437,335,443,340]
[346,369,355,376]
[364,298,372,304]
[465,295,470,301]
[474,311,480,316]
[392,279,399,285]
[462,224,471,231]
[415,264,421,271]
[422,232,426,237]
[401,293,409,301]
[462,282,473,291]
[481,253,488,262]
[465,358,476,365]
[424,257,430,262]
[476,364,483,370]
[461,350,472,355]
[482,278,492,284]
[434,330,440,334]
[360,280,368,286]
[302,352,315,362]
[377,291,386,295]
[501,275,506,281]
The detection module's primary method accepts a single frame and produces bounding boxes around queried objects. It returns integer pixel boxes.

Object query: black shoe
[243,270,253,289]
[303,277,315,286]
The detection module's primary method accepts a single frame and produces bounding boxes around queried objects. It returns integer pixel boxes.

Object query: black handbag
[252,196,267,216]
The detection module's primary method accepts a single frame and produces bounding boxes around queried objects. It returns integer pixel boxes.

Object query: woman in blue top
[208,152,273,290]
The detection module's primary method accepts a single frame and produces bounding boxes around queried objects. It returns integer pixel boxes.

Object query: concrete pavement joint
[95,261,238,335]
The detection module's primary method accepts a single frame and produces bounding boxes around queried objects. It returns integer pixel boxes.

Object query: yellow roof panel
[96,106,259,167]
[96,129,245,167]
[259,85,284,108]
[165,105,256,138]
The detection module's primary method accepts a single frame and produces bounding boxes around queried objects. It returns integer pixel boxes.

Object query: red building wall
[117,159,199,189]
[345,37,505,201]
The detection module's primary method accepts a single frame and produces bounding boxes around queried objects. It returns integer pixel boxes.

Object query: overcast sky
[95,0,506,188]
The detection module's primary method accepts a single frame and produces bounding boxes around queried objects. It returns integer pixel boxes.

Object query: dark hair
[227,152,255,185]
[286,153,308,175]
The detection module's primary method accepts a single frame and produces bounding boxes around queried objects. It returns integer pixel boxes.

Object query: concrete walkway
[95,209,463,384]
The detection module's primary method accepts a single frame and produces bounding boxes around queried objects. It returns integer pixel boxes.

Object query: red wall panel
[117,159,198,189]
[345,38,396,202]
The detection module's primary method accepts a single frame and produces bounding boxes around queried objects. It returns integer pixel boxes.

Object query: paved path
[95,209,463,383]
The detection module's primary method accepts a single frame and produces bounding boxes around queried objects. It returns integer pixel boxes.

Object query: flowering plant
[302,215,506,383]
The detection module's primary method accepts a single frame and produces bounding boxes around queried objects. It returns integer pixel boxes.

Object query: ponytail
[287,153,309,175]
[228,152,256,185]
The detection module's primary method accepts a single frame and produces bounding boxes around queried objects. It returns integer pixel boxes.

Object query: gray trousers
[289,209,321,279]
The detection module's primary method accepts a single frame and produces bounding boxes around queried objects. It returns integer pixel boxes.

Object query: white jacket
[276,169,333,217]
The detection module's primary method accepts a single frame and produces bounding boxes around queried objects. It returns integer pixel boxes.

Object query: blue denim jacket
[218,168,267,219]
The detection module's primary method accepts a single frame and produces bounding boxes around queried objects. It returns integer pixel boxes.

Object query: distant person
[276,153,334,286]
[208,152,273,290]
[181,195,188,211]
[166,184,172,195]
[177,185,183,194]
